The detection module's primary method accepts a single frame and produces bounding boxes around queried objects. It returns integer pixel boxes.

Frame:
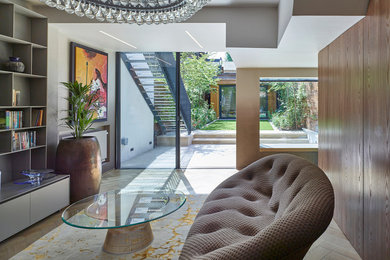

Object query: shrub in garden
[181,53,220,129]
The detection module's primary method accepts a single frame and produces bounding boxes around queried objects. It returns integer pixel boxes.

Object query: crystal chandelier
[40,0,209,25]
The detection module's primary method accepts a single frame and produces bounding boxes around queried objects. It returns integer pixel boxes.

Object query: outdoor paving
[121,129,317,169]
[121,144,236,169]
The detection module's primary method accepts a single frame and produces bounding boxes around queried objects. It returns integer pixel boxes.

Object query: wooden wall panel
[318,47,329,189]
[363,0,390,258]
[318,21,364,256]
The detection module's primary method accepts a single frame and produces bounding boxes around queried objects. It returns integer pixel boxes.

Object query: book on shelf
[12,131,37,151]
[0,111,5,129]
[1,111,23,129]
[34,109,44,126]
[12,90,21,106]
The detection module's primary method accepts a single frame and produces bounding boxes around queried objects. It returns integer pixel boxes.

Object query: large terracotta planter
[56,137,102,203]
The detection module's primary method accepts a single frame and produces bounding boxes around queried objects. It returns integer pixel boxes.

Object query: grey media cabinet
[0,0,70,242]
[0,175,69,242]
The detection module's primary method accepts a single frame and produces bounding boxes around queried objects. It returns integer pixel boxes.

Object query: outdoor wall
[47,25,116,173]
[119,59,154,163]
[235,68,318,170]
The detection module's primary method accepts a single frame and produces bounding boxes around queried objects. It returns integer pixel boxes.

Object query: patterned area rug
[11,195,207,260]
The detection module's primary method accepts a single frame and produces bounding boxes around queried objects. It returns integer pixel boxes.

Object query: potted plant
[55,81,102,203]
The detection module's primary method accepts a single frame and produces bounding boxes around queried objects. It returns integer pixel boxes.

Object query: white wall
[47,25,116,172]
[278,0,293,44]
[120,59,154,163]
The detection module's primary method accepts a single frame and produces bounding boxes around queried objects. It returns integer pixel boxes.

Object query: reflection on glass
[260,86,268,119]
[220,86,236,119]
[119,52,177,169]
[62,189,186,229]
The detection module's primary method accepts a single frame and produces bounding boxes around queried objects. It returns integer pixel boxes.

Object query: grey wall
[187,6,279,48]
[293,0,369,15]
[278,0,293,44]
[119,59,154,163]
[47,25,116,173]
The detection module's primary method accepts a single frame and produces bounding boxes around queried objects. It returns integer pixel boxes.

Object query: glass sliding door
[219,85,236,119]
[117,52,178,169]
[259,85,268,119]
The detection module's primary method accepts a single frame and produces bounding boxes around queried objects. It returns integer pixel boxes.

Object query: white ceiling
[229,16,364,68]
[53,23,226,52]
[209,0,279,6]
[53,15,363,68]
[27,0,367,68]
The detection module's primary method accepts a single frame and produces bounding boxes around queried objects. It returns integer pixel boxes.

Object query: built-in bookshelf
[0,1,69,244]
[0,0,48,184]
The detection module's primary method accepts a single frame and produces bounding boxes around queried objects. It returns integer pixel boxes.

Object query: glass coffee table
[62,189,186,254]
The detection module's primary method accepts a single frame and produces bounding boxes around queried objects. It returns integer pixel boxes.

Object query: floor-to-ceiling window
[117,52,237,170]
[117,52,179,169]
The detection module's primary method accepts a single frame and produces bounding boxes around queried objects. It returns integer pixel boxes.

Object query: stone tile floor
[0,168,361,259]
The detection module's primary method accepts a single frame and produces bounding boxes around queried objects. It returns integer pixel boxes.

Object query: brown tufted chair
[180,154,334,260]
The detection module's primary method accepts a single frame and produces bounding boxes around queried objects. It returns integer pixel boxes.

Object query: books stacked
[0,111,23,129]
[12,90,21,106]
[34,110,44,126]
[12,131,37,151]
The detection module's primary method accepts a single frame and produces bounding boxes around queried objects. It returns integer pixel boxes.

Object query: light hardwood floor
[0,169,361,260]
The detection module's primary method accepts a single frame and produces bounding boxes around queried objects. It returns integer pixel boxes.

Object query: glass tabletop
[62,189,186,229]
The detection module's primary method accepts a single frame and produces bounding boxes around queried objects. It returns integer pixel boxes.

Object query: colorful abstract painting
[71,42,108,121]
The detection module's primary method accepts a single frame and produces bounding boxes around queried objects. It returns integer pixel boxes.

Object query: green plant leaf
[61,81,99,138]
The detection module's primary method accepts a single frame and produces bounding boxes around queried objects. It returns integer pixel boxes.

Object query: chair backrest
[180,154,335,260]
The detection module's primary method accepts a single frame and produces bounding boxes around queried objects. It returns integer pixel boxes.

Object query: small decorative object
[14,169,54,186]
[71,43,108,121]
[19,170,46,186]
[6,57,25,73]
[56,81,102,203]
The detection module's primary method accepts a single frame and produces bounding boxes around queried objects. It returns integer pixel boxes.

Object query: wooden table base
[103,223,154,254]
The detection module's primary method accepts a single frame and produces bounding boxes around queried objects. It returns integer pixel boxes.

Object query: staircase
[121,52,191,134]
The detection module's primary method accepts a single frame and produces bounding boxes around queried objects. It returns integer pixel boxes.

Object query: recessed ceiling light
[99,31,137,49]
[185,30,204,49]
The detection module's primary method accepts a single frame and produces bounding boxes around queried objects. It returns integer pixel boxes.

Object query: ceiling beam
[187,6,278,48]
[293,0,370,15]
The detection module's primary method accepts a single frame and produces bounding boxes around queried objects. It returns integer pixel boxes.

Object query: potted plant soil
[56,81,102,203]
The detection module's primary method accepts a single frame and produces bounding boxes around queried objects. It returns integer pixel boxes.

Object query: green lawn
[201,120,274,131]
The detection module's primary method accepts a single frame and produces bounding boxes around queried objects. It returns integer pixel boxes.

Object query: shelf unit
[0,1,48,185]
[0,1,69,243]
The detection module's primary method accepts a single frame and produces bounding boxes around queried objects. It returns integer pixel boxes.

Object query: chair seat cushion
[179,154,334,260]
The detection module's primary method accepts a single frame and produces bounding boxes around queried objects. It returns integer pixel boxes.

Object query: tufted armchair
[179,154,334,260]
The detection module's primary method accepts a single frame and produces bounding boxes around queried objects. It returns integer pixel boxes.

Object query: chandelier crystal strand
[40,0,209,25]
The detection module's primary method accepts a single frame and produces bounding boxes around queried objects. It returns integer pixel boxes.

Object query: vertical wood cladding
[319,0,390,258]
[363,0,390,258]
[319,21,364,257]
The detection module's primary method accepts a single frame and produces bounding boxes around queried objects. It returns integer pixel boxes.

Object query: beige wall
[236,68,318,169]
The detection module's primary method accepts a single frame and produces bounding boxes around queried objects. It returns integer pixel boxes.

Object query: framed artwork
[70,42,108,121]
